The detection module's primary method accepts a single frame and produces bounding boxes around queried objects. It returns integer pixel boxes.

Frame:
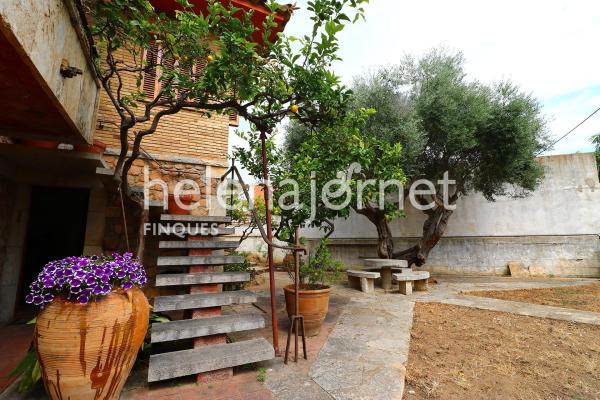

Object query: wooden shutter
[143,42,159,98]
[159,54,176,100]
[228,110,239,127]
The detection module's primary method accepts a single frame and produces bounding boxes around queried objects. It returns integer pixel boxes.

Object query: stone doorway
[15,186,90,320]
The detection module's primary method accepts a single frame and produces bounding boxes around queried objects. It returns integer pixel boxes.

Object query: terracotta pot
[74,140,107,154]
[21,139,58,149]
[34,287,149,400]
[167,193,196,215]
[283,284,330,337]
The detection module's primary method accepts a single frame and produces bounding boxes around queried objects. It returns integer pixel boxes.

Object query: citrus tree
[90,0,368,193]
[235,108,407,250]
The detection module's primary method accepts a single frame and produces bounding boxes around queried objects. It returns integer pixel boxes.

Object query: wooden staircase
[147,214,274,383]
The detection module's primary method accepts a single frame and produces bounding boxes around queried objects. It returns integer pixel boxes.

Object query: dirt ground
[404,302,600,400]
[468,283,600,313]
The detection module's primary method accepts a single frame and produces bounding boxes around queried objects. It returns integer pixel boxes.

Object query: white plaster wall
[303,153,600,239]
[0,0,99,142]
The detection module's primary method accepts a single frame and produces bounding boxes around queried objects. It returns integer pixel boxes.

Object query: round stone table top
[363,258,408,268]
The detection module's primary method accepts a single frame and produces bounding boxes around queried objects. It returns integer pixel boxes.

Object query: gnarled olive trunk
[355,206,394,259]
[393,206,454,267]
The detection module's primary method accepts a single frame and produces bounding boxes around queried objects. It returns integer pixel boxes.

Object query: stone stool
[347,270,380,293]
[392,270,430,295]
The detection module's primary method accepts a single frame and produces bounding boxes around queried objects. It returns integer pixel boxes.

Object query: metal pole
[294,226,300,362]
[228,158,235,218]
[260,130,279,355]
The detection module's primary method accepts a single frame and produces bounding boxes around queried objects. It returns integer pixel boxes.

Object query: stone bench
[392,271,430,295]
[347,270,380,293]
[364,259,409,290]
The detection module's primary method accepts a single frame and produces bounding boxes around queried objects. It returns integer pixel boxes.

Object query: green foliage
[9,346,41,393]
[256,367,267,383]
[9,318,40,393]
[236,108,407,241]
[388,49,549,200]
[223,251,255,290]
[298,239,343,288]
[90,0,370,186]
[592,134,600,175]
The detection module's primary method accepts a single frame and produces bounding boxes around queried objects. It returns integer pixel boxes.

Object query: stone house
[0,0,287,328]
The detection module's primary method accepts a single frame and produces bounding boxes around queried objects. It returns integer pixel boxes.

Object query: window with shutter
[142,50,212,103]
[228,110,239,127]
[143,42,159,98]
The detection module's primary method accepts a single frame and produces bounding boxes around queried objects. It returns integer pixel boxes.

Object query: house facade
[0,0,242,323]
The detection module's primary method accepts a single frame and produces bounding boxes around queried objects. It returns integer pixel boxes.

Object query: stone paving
[275,275,600,400]
[2,275,599,400]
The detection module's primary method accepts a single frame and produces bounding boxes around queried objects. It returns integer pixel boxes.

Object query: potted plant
[25,253,149,400]
[283,239,343,337]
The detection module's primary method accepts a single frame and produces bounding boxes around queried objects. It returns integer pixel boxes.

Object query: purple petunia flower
[25,253,146,308]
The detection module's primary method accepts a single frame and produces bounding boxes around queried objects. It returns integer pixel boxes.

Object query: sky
[230,0,600,165]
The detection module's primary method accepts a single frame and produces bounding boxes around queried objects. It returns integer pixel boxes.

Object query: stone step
[159,240,239,249]
[155,226,235,236]
[155,272,250,287]
[157,255,244,266]
[151,314,265,343]
[161,214,232,224]
[153,290,257,312]
[148,338,274,382]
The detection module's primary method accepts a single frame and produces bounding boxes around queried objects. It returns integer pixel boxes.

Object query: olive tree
[279,49,549,265]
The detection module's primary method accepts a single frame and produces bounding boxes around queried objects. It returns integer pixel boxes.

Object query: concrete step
[153,290,257,312]
[148,338,274,382]
[157,255,244,266]
[155,272,250,287]
[159,240,239,249]
[161,214,232,224]
[156,226,235,236]
[151,314,265,343]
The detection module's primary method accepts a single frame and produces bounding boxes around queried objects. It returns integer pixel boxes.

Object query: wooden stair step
[153,290,257,312]
[157,255,244,266]
[151,314,265,343]
[148,338,274,382]
[156,272,250,286]
[159,240,239,249]
[161,214,232,223]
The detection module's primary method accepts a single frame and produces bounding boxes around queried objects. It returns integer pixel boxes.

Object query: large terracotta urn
[34,287,149,400]
[283,284,330,337]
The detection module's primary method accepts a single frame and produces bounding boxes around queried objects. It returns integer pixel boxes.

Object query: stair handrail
[220,165,306,254]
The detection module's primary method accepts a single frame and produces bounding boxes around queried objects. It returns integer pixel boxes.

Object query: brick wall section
[94,48,230,163]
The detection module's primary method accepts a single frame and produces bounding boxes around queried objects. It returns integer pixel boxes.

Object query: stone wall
[310,235,599,278]
[0,181,30,322]
[302,153,600,277]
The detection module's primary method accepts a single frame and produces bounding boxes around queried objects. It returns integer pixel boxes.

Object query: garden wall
[303,152,600,277]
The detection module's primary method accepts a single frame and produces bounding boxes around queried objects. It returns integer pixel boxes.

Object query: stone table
[363,259,409,291]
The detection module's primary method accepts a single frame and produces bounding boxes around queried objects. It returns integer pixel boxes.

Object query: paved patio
[1,274,598,400]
